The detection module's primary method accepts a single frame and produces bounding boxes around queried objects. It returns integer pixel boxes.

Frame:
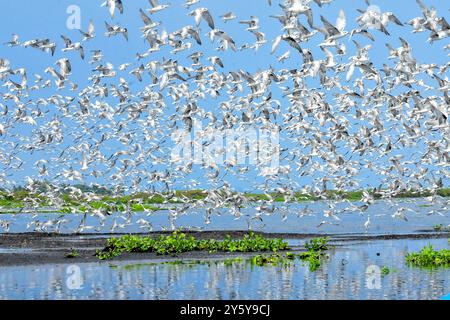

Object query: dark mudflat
[0,230,448,267]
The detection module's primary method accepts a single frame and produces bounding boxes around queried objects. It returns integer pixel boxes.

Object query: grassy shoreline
[1,188,449,214]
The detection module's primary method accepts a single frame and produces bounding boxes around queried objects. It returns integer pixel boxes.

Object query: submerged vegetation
[96,232,289,260]
[406,245,450,268]
[1,186,450,214]
[381,266,392,276]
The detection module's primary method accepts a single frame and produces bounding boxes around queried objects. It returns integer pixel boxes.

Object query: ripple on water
[0,238,448,299]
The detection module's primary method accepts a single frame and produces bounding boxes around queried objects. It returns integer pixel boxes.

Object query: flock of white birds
[0,0,449,232]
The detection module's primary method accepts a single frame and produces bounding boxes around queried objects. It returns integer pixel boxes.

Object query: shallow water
[0,199,449,235]
[0,238,448,300]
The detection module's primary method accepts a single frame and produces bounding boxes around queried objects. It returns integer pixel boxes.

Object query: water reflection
[0,238,448,299]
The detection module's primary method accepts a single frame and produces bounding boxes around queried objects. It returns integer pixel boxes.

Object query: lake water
[0,238,448,300]
[0,199,449,235]
[0,199,448,299]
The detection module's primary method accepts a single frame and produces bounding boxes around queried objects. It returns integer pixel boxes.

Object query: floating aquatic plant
[381,266,390,276]
[64,249,79,258]
[96,232,289,260]
[433,224,450,232]
[244,237,331,271]
[299,237,331,272]
[250,252,296,267]
[406,245,450,268]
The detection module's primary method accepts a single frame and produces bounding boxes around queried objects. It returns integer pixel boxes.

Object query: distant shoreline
[1,188,449,214]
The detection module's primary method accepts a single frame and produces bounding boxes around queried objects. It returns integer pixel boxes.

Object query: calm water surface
[0,238,448,300]
[1,199,449,235]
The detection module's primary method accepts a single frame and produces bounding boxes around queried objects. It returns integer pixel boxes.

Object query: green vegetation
[304,237,330,252]
[58,202,161,214]
[2,186,450,214]
[380,266,397,276]
[243,188,450,202]
[250,252,296,267]
[64,250,79,258]
[433,224,450,232]
[96,232,289,260]
[100,236,332,272]
[299,237,331,271]
[249,237,331,271]
[406,245,450,268]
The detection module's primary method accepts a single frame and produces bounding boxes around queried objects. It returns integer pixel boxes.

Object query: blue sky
[0,0,449,192]
[1,0,448,72]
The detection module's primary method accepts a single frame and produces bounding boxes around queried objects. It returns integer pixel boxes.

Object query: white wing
[336,9,346,32]
[108,0,115,17]
[271,35,282,54]
[346,63,355,82]
[88,20,95,35]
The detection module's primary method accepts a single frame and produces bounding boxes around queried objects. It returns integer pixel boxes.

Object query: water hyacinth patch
[299,237,331,272]
[250,252,296,267]
[96,232,289,260]
[406,245,450,268]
